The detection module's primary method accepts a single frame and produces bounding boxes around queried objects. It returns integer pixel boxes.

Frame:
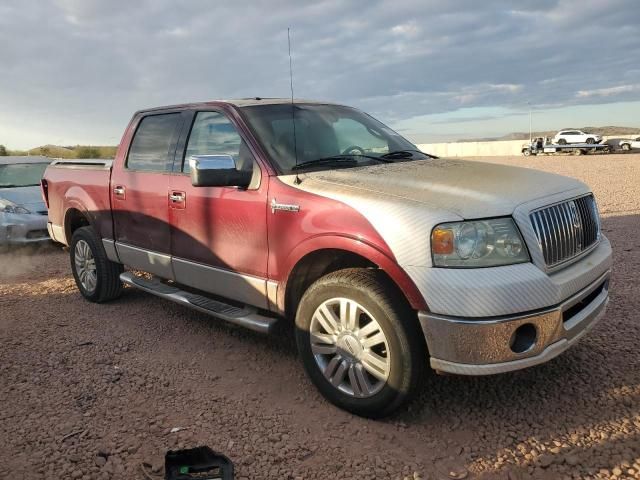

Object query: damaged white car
[0,157,51,247]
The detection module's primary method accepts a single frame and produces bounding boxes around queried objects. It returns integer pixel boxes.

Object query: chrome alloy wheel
[309,298,391,398]
[74,239,97,293]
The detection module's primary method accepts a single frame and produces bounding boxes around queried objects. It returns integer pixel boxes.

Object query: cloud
[0,0,639,148]
[390,21,421,38]
[576,84,640,98]
[489,84,523,94]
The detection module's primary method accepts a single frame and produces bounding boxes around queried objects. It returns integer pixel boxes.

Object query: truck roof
[135,98,342,115]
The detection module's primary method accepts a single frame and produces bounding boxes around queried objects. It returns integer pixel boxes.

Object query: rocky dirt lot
[1,153,639,480]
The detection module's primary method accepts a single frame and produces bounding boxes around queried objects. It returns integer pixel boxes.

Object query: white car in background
[619,137,640,151]
[552,130,602,145]
[0,156,51,248]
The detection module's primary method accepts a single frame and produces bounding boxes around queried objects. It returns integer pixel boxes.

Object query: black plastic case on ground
[165,446,234,480]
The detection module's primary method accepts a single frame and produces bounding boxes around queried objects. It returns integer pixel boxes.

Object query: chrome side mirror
[189,155,251,188]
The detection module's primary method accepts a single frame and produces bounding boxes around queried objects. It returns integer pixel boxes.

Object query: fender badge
[271,198,300,214]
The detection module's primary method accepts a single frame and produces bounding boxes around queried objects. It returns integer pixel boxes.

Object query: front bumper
[419,270,610,375]
[0,214,50,245]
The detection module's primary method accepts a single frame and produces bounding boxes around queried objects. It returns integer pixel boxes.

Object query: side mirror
[189,155,252,188]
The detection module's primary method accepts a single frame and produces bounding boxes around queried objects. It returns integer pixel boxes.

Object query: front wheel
[622,143,631,151]
[295,269,426,418]
[70,226,123,303]
[557,138,567,145]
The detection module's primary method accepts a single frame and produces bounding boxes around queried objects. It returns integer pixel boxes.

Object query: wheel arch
[64,206,92,245]
[279,237,428,320]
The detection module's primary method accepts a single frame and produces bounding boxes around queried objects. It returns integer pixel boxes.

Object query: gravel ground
[1,153,639,480]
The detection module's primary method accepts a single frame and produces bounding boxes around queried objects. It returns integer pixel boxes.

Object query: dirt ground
[1,153,639,480]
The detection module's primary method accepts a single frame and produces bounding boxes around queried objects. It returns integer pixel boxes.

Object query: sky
[0,0,639,150]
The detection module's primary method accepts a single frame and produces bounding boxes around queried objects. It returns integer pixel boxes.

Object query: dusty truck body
[43,99,612,417]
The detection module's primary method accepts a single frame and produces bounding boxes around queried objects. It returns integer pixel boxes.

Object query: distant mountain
[462,126,640,142]
[30,144,76,158]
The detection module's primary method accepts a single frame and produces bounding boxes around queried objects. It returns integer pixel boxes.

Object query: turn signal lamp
[431,227,454,255]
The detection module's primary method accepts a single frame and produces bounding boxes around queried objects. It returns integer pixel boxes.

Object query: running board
[120,272,279,334]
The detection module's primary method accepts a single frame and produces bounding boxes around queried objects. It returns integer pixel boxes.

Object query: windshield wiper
[380,149,438,159]
[291,154,390,171]
[0,184,18,188]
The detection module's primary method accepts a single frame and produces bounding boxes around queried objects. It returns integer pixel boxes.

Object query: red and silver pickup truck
[43,99,612,417]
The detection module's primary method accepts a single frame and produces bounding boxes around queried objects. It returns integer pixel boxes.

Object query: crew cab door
[111,111,183,278]
[168,109,270,309]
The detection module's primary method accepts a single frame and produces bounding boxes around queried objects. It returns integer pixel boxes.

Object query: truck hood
[296,158,586,219]
[0,186,46,213]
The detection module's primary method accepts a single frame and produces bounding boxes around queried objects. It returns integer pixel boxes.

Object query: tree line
[0,144,117,159]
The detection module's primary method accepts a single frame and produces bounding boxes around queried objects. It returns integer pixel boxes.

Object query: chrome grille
[530,195,600,268]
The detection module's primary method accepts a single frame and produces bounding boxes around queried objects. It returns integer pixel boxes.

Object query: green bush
[75,146,101,159]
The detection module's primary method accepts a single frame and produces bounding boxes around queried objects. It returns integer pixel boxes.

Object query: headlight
[0,200,31,214]
[431,218,529,267]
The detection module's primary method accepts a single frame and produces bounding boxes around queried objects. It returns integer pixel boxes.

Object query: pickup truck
[43,99,612,417]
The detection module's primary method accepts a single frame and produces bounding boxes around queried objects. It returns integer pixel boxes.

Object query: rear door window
[126,113,181,172]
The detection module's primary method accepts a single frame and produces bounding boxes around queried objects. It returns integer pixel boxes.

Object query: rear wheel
[295,269,425,418]
[522,149,531,156]
[622,143,631,151]
[70,226,123,303]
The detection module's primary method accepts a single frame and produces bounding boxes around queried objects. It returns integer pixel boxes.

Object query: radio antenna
[288,27,301,184]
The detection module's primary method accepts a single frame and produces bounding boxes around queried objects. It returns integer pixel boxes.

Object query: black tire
[522,149,531,157]
[557,138,567,145]
[295,268,426,418]
[70,226,123,303]
[586,137,595,144]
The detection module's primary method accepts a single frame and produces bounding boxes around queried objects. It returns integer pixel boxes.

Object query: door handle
[169,192,185,202]
[113,186,126,198]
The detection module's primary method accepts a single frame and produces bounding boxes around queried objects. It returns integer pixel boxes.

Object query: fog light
[509,323,537,354]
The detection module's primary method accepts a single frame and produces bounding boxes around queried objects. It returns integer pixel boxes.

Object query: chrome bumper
[418,271,610,375]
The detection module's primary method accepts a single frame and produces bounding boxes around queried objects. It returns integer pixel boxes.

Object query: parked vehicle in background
[522,137,611,156]
[43,99,612,417]
[552,130,602,145]
[619,137,640,151]
[0,157,51,247]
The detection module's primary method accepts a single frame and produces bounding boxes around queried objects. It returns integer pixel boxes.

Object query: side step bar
[120,272,279,334]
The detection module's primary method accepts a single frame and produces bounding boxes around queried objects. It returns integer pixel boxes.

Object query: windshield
[240,103,427,173]
[0,162,49,188]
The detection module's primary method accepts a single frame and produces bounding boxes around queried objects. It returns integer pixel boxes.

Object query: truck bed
[44,159,114,244]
